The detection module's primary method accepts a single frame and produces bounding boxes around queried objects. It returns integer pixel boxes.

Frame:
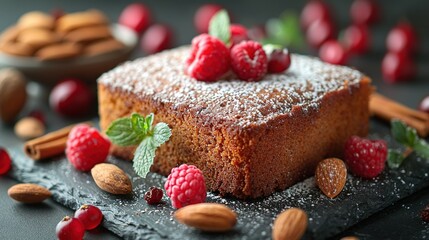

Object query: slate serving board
[7,119,429,240]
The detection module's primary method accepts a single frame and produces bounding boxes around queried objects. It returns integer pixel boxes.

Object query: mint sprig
[208,9,231,45]
[106,113,172,178]
[263,11,304,49]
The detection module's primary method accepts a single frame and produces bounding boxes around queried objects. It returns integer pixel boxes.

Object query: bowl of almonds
[0,10,137,85]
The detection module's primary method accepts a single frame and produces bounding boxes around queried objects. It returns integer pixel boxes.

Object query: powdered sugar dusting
[98,46,363,128]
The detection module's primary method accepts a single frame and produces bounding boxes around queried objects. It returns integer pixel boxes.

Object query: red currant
[419,96,429,114]
[319,40,348,65]
[141,24,173,55]
[194,4,223,33]
[119,3,151,33]
[386,21,418,55]
[56,216,85,240]
[306,19,335,49]
[350,0,380,25]
[0,147,11,175]
[230,24,248,46]
[343,24,370,55]
[49,78,93,118]
[144,186,163,205]
[266,47,291,73]
[381,52,416,83]
[300,0,332,30]
[74,205,103,230]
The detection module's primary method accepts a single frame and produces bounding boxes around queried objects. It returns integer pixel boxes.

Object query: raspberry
[185,34,230,82]
[230,40,268,81]
[344,136,387,179]
[144,186,163,205]
[74,204,103,230]
[164,164,206,209]
[230,24,248,46]
[66,124,111,171]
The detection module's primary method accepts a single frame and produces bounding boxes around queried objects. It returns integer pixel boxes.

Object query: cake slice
[98,47,371,199]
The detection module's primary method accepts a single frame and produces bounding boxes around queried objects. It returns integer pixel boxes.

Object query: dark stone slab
[7,120,429,240]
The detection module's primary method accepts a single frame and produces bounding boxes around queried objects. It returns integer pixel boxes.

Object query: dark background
[0,0,429,239]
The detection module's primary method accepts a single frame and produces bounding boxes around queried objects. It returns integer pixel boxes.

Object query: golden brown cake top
[98,47,364,128]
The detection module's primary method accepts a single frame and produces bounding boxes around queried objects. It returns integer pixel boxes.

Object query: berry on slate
[300,0,332,30]
[74,204,103,230]
[185,34,230,82]
[344,136,387,179]
[0,147,11,175]
[141,24,173,54]
[230,24,248,46]
[66,124,111,172]
[350,0,380,26]
[386,21,418,55]
[164,164,206,209]
[56,216,85,240]
[343,24,370,55]
[144,186,163,205]
[230,40,268,81]
[119,3,151,33]
[421,204,429,222]
[306,19,335,49]
[194,4,223,33]
[381,51,416,83]
[319,40,348,65]
[266,48,291,73]
[419,96,429,114]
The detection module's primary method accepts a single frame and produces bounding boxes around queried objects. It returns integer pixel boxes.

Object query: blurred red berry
[119,3,151,33]
[381,52,416,83]
[386,21,418,55]
[300,0,332,30]
[343,24,370,55]
[266,48,291,73]
[319,40,348,65]
[306,19,335,49]
[141,24,173,54]
[194,4,223,33]
[230,24,248,46]
[419,96,429,114]
[49,78,93,118]
[350,0,380,25]
[0,147,11,175]
[247,25,267,41]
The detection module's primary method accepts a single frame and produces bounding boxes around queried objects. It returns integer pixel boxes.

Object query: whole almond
[14,117,45,140]
[315,158,347,199]
[8,183,51,203]
[174,203,237,232]
[91,163,132,194]
[0,68,27,123]
[272,208,308,240]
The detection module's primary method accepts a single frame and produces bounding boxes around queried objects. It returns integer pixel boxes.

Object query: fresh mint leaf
[152,122,172,147]
[391,119,411,146]
[265,11,304,49]
[106,117,142,146]
[208,9,231,45]
[133,138,155,177]
[387,149,406,169]
[414,140,429,159]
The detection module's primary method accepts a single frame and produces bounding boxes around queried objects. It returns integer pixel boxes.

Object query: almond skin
[272,208,308,240]
[174,203,237,232]
[91,163,132,194]
[315,157,347,199]
[8,183,51,203]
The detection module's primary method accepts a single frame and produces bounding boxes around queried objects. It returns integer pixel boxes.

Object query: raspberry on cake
[98,46,372,199]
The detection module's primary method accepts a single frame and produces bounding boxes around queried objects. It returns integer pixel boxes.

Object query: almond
[14,117,45,140]
[315,157,347,199]
[174,203,237,232]
[91,163,132,194]
[0,68,27,123]
[7,183,51,203]
[272,207,308,240]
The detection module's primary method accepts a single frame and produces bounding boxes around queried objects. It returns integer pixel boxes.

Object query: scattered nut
[315,157,347,199]
[340,236,360,240]
[272,207,308,240]
[14,117,45,140]
[0,68,27,123]
[8,183,52,203]
[91,163,132,194]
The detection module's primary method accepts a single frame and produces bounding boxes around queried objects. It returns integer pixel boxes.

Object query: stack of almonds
[0,10,126,60]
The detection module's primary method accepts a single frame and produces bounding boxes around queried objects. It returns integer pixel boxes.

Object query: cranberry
[144,186,163,205]
[381,52,416,83]
[194,4,224,33]
[343,24,370,55]
[56,216,85,240]
[306,19,335,49]
[141,24,173,55]
[230,24,248,46]
[266,47,292,73]
[419,96,429,114]
[119,3,151,33]
[350,0,380,25]
[28,110,46,126]
[0,147,11,175]
[300,0,332,30]
[386,21,418,55]
[247,25,266,42]
[319,40,348,65]
[74,205,103,230]
[49,78,93,118]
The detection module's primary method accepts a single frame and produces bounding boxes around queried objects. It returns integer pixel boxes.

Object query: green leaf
[131,113,148,136]
[208,10,231,45]
[106,117,143,146]
[133,137,156,178]
[414,140,429,159]
[265,11,304,49]
[152,122,172,147]
[391,120,413,146]
[387,149,406,168]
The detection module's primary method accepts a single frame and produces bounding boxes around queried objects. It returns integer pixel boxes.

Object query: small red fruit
[343,24,370,55]
[56,216,85,240]
[49,78,92,118]
[230,24,248,46]
[418,96,429,114]
[74,205,103,230]
[144,186,163,205]
[194,4,223,33]
[300,0,332,30]
[247,25,267,42]
[230,40,268,81]
[141,24,173,54]
[266,47,291,73]
[421,205,429,222]
[0,147,11,175]
[350,0,380,25]
[319,40,348,65]
[386,21,418,55]
[306,19,335,49]
[381,52,416,83]
[119,3,151,33]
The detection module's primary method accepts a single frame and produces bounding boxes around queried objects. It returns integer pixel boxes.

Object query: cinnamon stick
[24,122,91,160]
[370,93,429,137]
